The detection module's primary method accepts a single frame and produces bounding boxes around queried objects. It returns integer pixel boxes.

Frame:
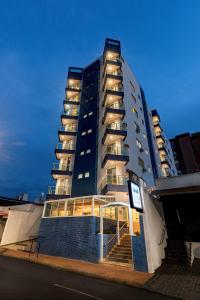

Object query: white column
[99,207,104,262]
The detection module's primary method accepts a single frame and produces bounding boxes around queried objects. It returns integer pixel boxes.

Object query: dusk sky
[0,0,199,200]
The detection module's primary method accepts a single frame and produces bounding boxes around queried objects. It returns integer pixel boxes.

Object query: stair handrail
[158,224,166,245]
[104,222,127,246]
[0,237,38,248]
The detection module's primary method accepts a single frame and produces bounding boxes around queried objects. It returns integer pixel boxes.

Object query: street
[0,256,173,300]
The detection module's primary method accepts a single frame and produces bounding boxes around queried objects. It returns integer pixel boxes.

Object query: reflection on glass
[66,200,74,216]
[83,199,92,216]
[51,202,58,217]
[44,203,51,217]
[74,200,83,216]
[58,202,65,216]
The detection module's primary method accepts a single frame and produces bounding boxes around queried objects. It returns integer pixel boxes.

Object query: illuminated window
[86,149,91,154]
[83,114,87,118]
[80,151,85,156]
[88,112,93,116]
[81,131,86,136]
[85,172,90,178]
[87,129,92,134]
[136,138,142,149]
[78,174,83,179]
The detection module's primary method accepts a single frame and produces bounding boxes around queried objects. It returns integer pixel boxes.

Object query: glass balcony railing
[105,145,128,156]
[106,123,127,131]
[101,175,127,187]
[52,162,72,172]
[158,143,165,149]
[65,97,79,103]
[106,101,124,110]
[106,70,122,76]
[62,110,79,117]
[59,126,77,132]
[106,85,123,92]
[67,85,80,90]
[48,186,71,195]
[56,143,75,151]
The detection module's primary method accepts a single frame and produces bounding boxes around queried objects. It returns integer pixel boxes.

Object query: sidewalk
[0,248,152,287]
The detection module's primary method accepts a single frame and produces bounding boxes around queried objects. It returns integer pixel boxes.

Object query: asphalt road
[0,256,174,300]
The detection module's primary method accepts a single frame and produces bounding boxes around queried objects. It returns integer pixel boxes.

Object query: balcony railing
[65,98,79,103]
[67,85,80,90]
[62,110,79,117]
[106,70,122,76]
[104,146,128,156]
[52,162,72,172]
[158,143,165,149]
[101,175,127,187]
[106,101,124,110]
[48,186,71,195]
[56,143,75,151]
[59,125,77,132]
[106,123,127,131]
[106,85,123,92]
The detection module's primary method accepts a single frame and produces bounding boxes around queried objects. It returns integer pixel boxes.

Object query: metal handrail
[56,143,75,150]
[0,237,38,248]
[62,110,78,116]
[106,101,124,110]
[104,222,127,246]
[106,123,127,130]
[59,125,77,132]
[104,145,128,156]
[52,162,72,171]
[48,186,71,195]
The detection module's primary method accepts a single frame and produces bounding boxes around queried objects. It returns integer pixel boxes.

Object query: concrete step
[107,257,130,264]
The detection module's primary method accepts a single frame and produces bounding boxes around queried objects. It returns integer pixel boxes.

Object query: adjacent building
[170,132,200,175]
[39,38,177,273]
[151,109,177,177]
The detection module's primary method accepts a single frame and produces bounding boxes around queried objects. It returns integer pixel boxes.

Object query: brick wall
[39,216,100,263]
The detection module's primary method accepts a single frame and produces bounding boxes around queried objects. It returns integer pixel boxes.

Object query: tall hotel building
[40,39,177,272]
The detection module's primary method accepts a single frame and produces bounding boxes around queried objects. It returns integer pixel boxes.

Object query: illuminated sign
[128,180,143,212]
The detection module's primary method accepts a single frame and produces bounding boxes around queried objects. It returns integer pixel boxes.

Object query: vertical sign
[128,180,143,212]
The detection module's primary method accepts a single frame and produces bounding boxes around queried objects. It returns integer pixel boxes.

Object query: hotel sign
[128,180,143,212]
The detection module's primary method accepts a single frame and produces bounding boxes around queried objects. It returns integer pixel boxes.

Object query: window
[87,129,92,134]
[136,138,142,149]
[138,157,145,169]
[80,151,85,156]
[78,174,83,179]
[83,114,87,118]
[86,149,91,154]
[130,81,135,92]
[88,112,93,116]
[138,94,141,100]
[145,149,149,155]
[81,131,86,136]
[148,166,151,173]
[132,107,138,118]
[143,133,146,139]
[131,93,137,103]
[142,119,144,125]
[140,107,143,112]
[134,122,140,133]
[85,172,90,178]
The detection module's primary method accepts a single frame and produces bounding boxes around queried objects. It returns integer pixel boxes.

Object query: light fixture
[108,53,112,58]
[109,80,113,84]
[69,80,73,84]
[110,136,113,139]
[108,66,112,70]
[109,114,113,118]
[109,96,113,100]
[68,92,72,96]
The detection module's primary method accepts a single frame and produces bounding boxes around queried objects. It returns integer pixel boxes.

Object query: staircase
[106,234,132,265]
[163,240,192,266]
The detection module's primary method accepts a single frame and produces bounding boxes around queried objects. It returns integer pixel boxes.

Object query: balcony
[55,143,75,159]
[47,186,71,200]
[64,97,80,106]
[102,146,129,168]
[58,126,77,142]
[61,109,79,121]
[103,86,124,106]
[103,70,123,90]
[66,79,81,92]
[51,162,73,179]
[160,156,171,167]
[157,143,167,152]
[102,102,125,124]
[100,175,128,195]
[102,123,127,144]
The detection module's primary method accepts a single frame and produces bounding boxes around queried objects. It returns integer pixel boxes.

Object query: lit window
[81,131,86,136]
[88,112,93,116]
[86,149,91,154]
[80,151,85,156]
[136,138,142,149]
[83,114,87,118]
[87,129,92,134]
[78,174,83,179]
[85,172,90,178]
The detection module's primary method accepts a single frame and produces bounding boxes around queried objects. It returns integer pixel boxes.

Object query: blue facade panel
[132,214,148,272]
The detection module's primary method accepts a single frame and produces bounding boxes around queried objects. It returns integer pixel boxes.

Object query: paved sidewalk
[144,259,200,300]
[0,248,152,287]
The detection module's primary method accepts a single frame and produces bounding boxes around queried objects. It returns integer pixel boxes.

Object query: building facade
[48,39,176,203]
[39,39,177,273]
[170,132,200,175]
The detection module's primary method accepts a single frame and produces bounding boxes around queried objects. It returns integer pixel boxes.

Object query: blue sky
[0,0,199,199]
